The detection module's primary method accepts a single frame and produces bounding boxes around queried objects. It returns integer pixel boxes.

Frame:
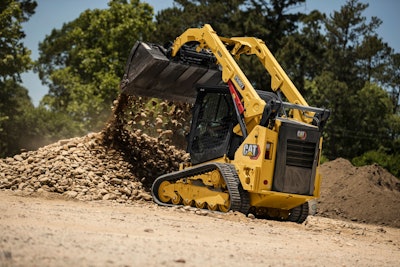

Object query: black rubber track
[287,202,309,223]
[151,163,250,214]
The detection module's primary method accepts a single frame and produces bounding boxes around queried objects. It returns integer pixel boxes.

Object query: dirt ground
[1,190,399,267]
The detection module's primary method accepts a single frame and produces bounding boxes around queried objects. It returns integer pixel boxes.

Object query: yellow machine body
[121,24,330,223]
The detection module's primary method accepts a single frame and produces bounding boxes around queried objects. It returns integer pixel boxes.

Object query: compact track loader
[120,24,330,223]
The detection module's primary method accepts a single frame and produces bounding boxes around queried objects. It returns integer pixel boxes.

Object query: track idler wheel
[287,202,309,223]
[157,181,172,203]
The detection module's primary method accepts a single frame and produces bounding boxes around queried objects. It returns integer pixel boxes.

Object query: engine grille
[273,120,321,195]
[286,140,316,169]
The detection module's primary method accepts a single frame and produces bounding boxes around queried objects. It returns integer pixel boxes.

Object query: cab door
[187,86,235,164]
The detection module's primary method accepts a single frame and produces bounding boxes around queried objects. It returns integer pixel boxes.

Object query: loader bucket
[120,42,223,103]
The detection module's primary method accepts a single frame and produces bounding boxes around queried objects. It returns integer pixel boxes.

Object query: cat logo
[297,130,307,140]
[243,144,260,159]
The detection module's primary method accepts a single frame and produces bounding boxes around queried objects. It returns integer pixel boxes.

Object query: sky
[21,0,399,106]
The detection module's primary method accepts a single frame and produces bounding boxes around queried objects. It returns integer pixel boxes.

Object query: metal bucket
[120,42,222,103]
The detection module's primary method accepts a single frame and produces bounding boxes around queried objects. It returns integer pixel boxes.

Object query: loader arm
[220,37,309,107]
[170,24,265,134]
[170,24,312,127]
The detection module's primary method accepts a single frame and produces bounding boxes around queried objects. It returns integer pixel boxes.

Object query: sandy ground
[0,191,399,267]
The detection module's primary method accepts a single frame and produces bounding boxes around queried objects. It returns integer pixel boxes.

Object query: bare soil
[1,190,399,267]
[318,158,400,228]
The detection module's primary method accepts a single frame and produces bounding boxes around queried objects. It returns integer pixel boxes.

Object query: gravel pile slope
[0,94,189,203]
[0,133,144,202]
[0,130,187,203]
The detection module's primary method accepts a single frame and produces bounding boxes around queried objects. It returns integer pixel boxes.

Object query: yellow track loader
[120,24,330,223]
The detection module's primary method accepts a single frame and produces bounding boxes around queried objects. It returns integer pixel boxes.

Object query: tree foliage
[36,0,155,131]
[0,0,37,157]
[0,0,36,83]
[0,80,33,157]
[20,106,84,151]
[306,0,397,160]
[153,0,246,43]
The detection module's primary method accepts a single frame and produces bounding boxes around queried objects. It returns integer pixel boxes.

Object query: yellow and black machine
[120,24,330,223]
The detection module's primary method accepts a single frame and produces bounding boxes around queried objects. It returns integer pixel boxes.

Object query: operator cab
[187,85,239,164]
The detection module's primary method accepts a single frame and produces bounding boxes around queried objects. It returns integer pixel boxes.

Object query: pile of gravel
[0,94,189,204]
[0,131,188,204]
[0,133,143,202]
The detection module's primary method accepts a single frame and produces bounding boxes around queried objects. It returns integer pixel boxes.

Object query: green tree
[306,71,349,157]
[0,80,34,157]
[386,53,400,155]
[356,35,392,83]
[382,52,400,115]
[239,0,306,53]
[0,0,36,82]
[303,0,397,161]
[350,82,393,155]
[323,0,384,89]
[20,106,83,151]
[36,0,155,131]
[277,10,327,96]
[153,0,245,44]
[0,0,37,157]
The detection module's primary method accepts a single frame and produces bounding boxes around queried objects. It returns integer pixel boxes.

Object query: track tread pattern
[151,163,250,213]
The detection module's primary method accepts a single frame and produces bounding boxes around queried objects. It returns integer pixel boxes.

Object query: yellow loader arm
[170,24,311,128]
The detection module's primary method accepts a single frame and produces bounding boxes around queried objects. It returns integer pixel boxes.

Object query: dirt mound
[319,158,400,227]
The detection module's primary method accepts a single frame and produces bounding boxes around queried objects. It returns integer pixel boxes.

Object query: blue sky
[21,0,399,106]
